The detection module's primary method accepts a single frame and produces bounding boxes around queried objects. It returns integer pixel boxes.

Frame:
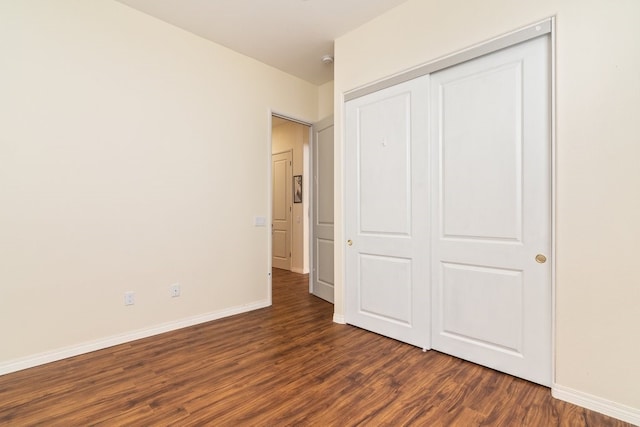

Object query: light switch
[254,216,266,227]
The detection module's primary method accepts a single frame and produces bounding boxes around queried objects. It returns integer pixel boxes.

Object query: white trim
[0,299,270,376]
[272,112,312,127]
[550,16,558,390]
[552,384,640,425]
[267,110,274,305]
[333,313,346,324]
[338,91,347,323]
[313,115,335,133]
[302,128,311,275]
[308,121,315,294]
[344,18,552,102]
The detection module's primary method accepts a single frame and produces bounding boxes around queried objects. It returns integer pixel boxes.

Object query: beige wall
[318,81,335,120]
[0,0,318,368]
[272,120,310,274]
[334,0,640,415]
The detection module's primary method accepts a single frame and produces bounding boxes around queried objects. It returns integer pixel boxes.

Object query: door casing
[267,112,315,303]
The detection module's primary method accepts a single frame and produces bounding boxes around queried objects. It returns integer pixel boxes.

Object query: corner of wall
[552,384,640,426]
[318,80,335,120]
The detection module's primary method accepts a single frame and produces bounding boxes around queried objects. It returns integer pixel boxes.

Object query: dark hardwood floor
[0,269,631,426]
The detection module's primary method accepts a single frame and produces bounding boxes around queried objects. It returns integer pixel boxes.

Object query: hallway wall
[272,120,310,274]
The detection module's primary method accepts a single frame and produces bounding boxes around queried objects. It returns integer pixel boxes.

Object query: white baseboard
[552,383,640,426]
[0,299,270,376]
[333,313,346,324]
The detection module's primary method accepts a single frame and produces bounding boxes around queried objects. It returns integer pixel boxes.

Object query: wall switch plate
[170,283,181,298]
[254,216,266,227]
[124,291,135,306]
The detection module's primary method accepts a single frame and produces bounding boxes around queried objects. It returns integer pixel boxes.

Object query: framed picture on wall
[293,175,302,203]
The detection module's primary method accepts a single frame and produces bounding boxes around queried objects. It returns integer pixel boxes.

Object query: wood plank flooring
[0,269,631,426]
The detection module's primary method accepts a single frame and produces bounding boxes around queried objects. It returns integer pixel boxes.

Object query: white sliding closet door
[344,30,551,386]
[430,35,551,385]
[345,76,430,348]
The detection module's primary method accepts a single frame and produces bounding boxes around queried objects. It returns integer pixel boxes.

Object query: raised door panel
[358,254,412,325]
[358,95,411,236]
[440,62,523,242]
[440,262,523,354]
[345,76,429,349]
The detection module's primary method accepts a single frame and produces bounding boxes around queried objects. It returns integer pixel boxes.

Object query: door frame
[341,17,556,383]
[267,111,313,303]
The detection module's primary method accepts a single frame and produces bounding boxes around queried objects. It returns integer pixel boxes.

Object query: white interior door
[272,151,292,271]
[345,76,430,348]
[430,35,551,385]
[311,116,334,302]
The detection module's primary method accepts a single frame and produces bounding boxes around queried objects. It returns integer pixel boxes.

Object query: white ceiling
[114,0,409,85]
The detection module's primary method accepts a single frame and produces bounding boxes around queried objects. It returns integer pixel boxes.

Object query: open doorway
[271,115,310,274]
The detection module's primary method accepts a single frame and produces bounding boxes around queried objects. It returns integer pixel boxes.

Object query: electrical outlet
[170,283,181,298]
[124,291,135,306]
